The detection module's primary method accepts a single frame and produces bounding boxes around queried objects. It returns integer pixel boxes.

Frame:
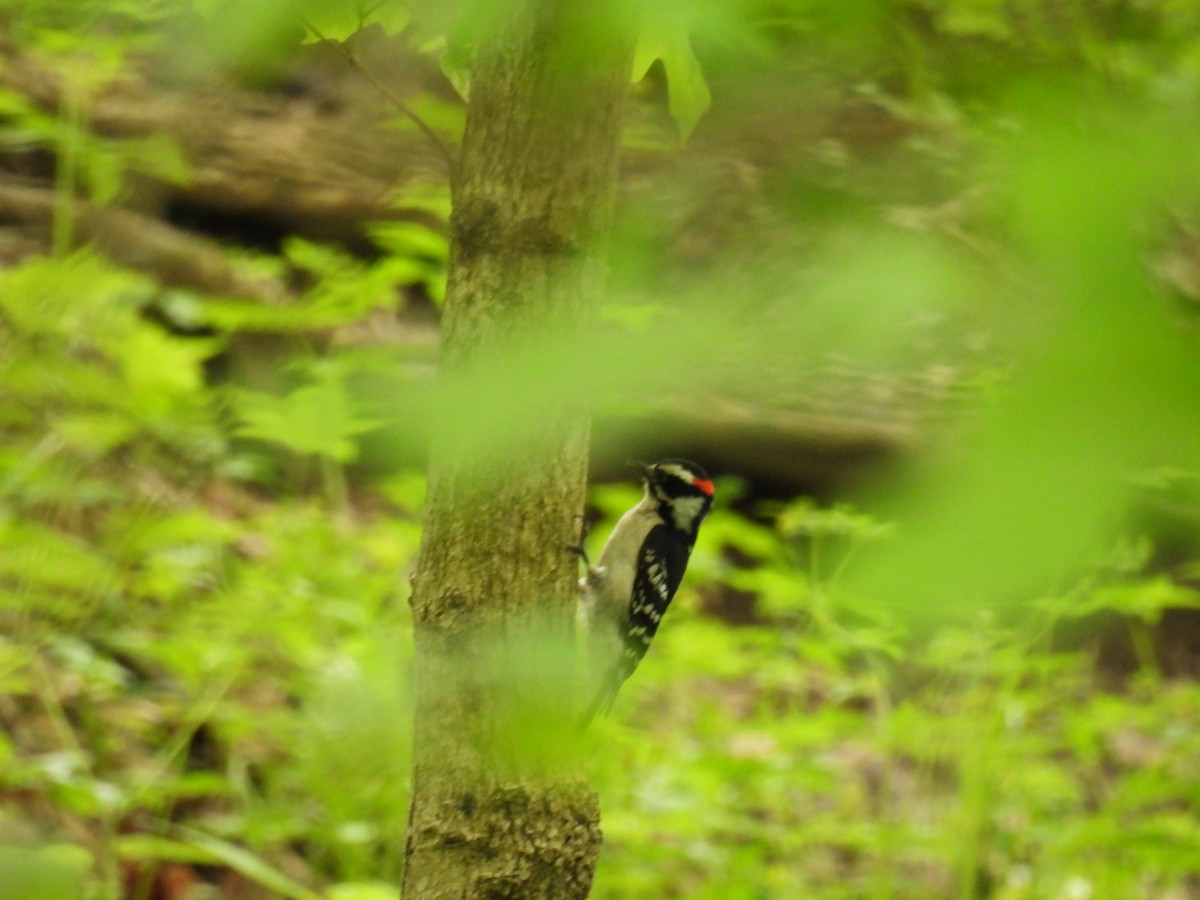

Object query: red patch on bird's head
[692,478,715,496]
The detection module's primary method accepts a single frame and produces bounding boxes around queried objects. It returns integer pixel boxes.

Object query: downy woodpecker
[576,459,714,726]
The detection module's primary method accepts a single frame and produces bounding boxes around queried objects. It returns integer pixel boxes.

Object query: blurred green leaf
[845,97,1200,622]
[633,23,711,140]
[1075,577,1199,623]
[0,845,87,900]
[118,827,322,900]
[327,883,400,900]
[1,5,1199,899]
[230,364,382,464]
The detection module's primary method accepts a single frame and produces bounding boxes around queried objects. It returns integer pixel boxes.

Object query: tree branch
[297,13,457,178]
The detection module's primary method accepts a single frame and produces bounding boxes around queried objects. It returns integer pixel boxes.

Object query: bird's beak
[626,459,653,481]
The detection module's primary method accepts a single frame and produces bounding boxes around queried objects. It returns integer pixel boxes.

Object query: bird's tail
[576,657,632,731]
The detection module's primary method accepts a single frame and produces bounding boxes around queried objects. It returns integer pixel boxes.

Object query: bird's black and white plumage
[576,459,715,726]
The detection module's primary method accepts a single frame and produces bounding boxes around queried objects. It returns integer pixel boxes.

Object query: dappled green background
[2,1,1200,898]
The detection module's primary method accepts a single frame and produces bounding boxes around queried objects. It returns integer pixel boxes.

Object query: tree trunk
[402,3,631,898]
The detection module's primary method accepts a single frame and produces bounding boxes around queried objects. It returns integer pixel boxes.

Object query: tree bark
[402,3,631,898]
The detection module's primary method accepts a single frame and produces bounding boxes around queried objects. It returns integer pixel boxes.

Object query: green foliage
[0,844,88,900]
[227,353,393,508]
[365,219,450,305]
[844,92,1200,625]
[0,486,420,894]
[0,81,190,203]
[0,26,191,257]
[633,23,711,140]
[0,237,418,895]
[230,360,383,464]
[291,0,412,43]
[187,0,410,81]
[202,237,420,333]
[0,252,221,507]
[1,2,1199,898]
[587,494,1200,898]
[116,830,322,900]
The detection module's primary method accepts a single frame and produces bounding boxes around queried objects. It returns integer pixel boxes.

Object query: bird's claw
[565,513,592,566]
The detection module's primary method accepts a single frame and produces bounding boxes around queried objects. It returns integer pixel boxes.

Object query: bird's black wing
[623,523,689,670]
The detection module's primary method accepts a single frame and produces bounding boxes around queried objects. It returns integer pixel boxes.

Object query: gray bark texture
[402,3,631,898]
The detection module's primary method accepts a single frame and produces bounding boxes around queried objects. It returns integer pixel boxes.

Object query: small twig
[29,651,87,759]
[298,13,456,178]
